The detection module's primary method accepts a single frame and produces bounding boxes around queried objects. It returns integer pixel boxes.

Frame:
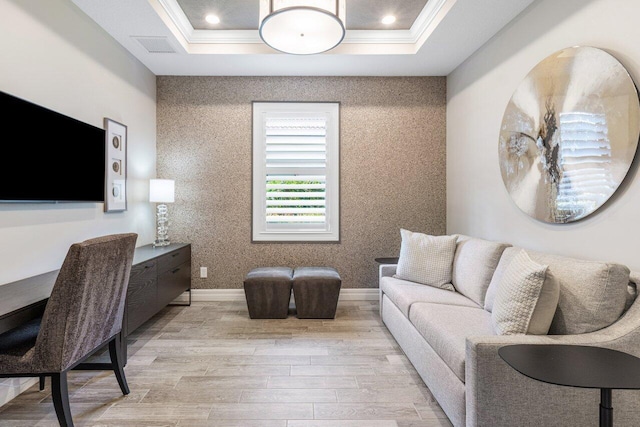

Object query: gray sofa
[379,234,640,427]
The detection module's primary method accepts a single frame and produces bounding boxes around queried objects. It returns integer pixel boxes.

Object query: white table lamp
[150,179,175,247]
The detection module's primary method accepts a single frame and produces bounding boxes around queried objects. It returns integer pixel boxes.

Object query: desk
[499,344,640,427]
[0,271,57,335]
[0,243,191,361]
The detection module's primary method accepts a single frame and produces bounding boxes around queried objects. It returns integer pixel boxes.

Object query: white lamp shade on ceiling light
[259,0,346,55]
[149,179,175,203]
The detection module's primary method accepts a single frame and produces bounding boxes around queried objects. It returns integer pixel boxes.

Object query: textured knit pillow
[395,229,457,291]
[492,250,558,335]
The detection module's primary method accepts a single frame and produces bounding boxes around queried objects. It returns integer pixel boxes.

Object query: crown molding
[154,0,454,51]
[157,0,194,41]
[189,29,262,44]
[408,0,450,44]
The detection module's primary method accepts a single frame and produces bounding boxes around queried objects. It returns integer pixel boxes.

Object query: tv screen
[0,91,105,203]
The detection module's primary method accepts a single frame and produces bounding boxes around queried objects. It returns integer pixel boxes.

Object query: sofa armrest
[465,300,640,426]
[630,270,640,286]
[379,264,397,280]
[378,265,396,316]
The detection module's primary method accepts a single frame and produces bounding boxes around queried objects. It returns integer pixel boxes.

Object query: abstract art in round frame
[499,46,640,223]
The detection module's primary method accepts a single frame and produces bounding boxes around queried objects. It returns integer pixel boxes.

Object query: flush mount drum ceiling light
[259,0,346,55]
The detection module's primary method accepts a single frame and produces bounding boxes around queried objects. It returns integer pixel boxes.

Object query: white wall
[447,0,640,271]
[0,0,157,286]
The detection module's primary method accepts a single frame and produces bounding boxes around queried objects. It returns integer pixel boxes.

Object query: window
[252,102,340,242]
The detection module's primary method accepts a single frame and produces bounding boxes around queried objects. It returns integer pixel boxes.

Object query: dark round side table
[374,257,399,264]
[499,344,640,427]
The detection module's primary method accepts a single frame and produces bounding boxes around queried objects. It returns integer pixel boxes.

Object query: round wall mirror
[499,46,640,223]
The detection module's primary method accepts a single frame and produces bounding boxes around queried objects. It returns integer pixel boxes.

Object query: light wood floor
[0,300,453,427]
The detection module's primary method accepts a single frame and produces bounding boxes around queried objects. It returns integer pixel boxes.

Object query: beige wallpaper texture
[157,76,446,289]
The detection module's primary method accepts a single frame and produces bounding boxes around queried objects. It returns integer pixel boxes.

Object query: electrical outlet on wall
[200,267,208,278]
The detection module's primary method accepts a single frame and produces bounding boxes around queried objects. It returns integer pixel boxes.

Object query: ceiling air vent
[132,36,176,54]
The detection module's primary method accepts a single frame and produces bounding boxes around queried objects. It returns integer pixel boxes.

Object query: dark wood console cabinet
[124,243,191,337]
[0,242,191,363]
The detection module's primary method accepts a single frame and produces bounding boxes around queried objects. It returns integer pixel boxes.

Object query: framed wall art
[104,118,127,212]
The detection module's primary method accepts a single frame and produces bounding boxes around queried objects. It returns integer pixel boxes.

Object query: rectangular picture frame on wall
[104,118,127,212]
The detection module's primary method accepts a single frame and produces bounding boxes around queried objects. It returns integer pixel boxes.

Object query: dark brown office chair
[0,233,137,427]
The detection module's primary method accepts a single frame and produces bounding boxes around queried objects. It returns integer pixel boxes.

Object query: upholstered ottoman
[243,267,293,319]
[292,267,342,319]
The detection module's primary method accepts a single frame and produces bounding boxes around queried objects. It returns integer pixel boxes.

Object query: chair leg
[109,334,129,395]
[39,375,45,391]
[51,372,73,427]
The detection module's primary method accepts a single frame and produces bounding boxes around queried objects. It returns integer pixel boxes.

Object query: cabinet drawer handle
[172,253,180,258]
[144,265,152,269]
[171,268,181,274]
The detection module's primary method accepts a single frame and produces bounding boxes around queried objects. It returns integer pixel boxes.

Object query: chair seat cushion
[292,267,341,282]
[380,276,479,319]
[244,267,293,282]
[409,303,495,382]
[0,317,40,373]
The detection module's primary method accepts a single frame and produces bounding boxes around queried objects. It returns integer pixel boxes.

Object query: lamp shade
[259,0,346,55]
[149,179,175,203]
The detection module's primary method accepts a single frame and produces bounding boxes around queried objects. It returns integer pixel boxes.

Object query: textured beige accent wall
[157,77,445,289]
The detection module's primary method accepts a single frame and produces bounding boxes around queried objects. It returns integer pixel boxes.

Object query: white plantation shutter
[253,103,339,241]
[265,117,327,226]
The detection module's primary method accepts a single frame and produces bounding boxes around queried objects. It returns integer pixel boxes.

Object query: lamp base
[154,203,170,248]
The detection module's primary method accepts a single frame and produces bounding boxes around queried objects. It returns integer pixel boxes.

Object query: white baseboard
[191,289,245,301]
[184,288,379,302]
[337,289,380,301]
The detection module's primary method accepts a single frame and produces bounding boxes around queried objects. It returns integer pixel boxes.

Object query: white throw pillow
[492,250,559,335]
[395,229,457,291]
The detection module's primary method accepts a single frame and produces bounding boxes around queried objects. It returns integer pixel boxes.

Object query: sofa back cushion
[452,235,510,306]
[486,247,630,335]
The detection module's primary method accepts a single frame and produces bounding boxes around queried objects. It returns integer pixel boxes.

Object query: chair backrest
[33,233,137,372]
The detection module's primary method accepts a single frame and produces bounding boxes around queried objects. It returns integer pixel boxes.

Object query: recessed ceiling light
[205,14,221,25]
[381,15,396,25]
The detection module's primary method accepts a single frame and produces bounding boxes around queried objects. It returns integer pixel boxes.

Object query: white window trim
[252,102,340,242]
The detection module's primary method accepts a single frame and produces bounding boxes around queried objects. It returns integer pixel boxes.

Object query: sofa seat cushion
[409,303,495,382]
[380,276,479,318]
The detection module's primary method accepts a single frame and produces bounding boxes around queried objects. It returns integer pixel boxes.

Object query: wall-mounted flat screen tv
[0,91,105,203]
